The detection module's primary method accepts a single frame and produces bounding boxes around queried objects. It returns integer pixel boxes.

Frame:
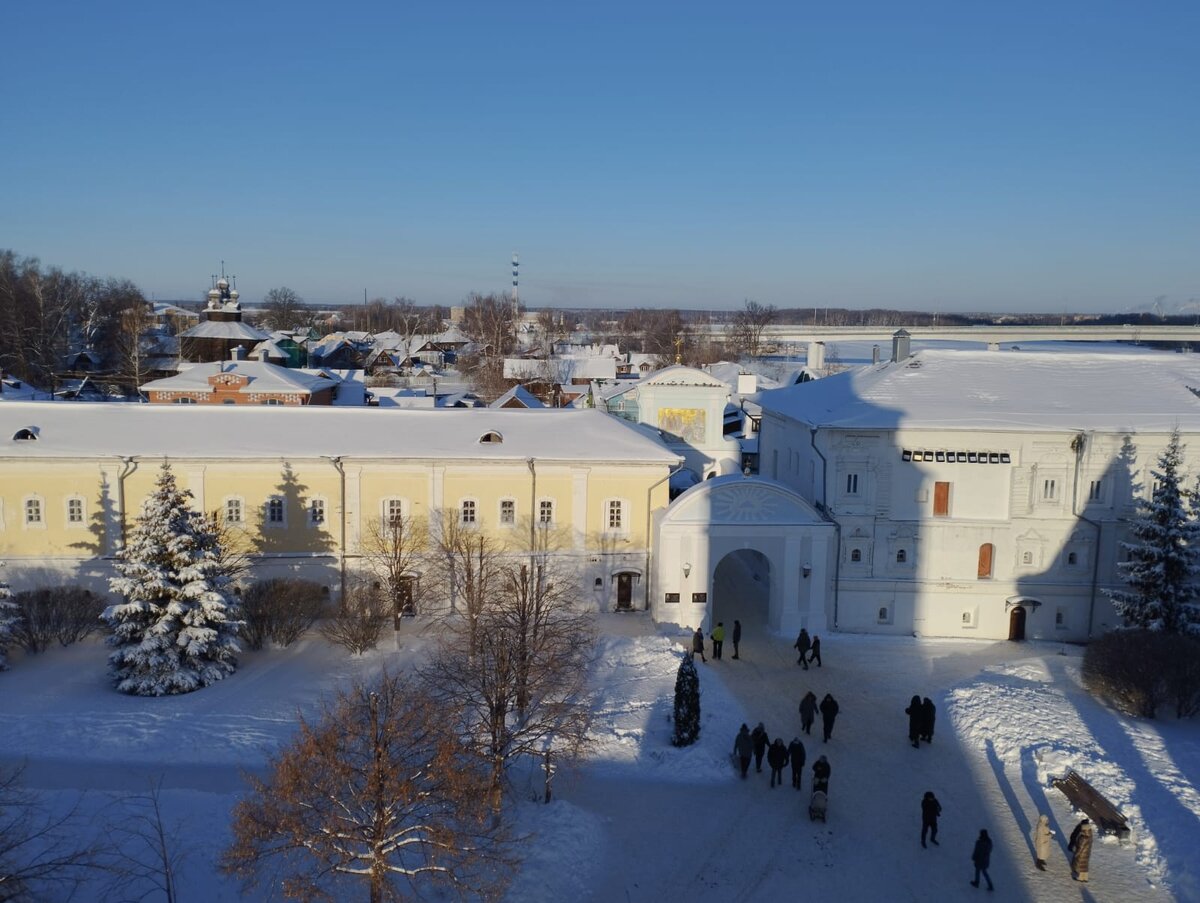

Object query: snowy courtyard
[1,616,1198,902]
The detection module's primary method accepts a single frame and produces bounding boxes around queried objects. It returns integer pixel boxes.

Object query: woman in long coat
[1069,819,1094,882]
[1032,814,1054,870]
[906,695,923,748]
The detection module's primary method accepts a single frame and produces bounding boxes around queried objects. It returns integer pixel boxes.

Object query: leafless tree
[727,299,777,360]
[111,301,157,394]
[430,510,504,654]
[205,509,253,587]
[100,776,185,903]
[320,582,390,654]
[262,287,306,331]
[359,510,430,626]
[222,671,510,902]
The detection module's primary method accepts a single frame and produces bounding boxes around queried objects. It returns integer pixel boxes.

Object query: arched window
[978,543,994,579]
[850,549,862,563]
[896,549,907,564]
[12,427,37,440]
[479,431,503,444]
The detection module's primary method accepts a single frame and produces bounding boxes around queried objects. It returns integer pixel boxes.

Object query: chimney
[231,345,246,361]
[890,329,911,363]
[871,345,881,364]
[806,341,826,370]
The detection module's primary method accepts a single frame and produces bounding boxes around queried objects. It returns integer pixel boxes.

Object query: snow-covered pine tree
[1105,430,1200,634]
[102,461,244,695]
[672,652,701,747]
[0,562,17,671]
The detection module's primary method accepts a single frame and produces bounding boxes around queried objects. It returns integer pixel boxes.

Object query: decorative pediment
[664,476,826,526]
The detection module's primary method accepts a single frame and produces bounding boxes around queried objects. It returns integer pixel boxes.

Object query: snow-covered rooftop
[758,349,1200,433]
[178,319,270,341]
[140,360,338,396]
[0,403,682,463]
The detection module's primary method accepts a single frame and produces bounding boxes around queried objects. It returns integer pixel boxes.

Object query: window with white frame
[538,499,554,525]
[266,497,285,526]
[845,473,859,494]
[24,496,43,526]
[66,496,84,525]
[499,498,516,526]
[225,497,244,524]
[1042,478,1057,501]
[1088,479,1103,502]
[308,498,326,526]
[383,498,405,527]
[460,499,477,525]
[606,499,625,531]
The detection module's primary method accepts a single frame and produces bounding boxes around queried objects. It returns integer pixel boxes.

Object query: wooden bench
[1052,770,1130,838]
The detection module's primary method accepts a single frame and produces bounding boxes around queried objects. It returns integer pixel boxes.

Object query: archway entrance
[1008,605,1027,641]
[712,550,771,637]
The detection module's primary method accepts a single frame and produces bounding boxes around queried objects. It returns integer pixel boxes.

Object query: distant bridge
[693,323,1200,346]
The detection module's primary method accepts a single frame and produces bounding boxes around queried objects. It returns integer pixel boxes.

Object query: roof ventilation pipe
[891,329,911,363]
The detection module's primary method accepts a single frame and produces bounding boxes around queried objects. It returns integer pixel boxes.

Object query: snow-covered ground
[1,618,1197,902]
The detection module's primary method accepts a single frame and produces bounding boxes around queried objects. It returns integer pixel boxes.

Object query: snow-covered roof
[489,385,546,409]
[758,349,1200,433]
[139,360,338,396]
[641,365,728,388]
[0,403,682,463]
[178,319,270,341]
[250,339,290,360]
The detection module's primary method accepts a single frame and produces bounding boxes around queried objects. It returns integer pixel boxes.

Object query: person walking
[819,694,839,742]
[691,627,706,663]
[711,622,725,660]
[794,628,811,669]
[906,695,923,749]
[799,691,818,735]
[1032,814,1054,871]
[731,619,742,659]
[811,754,831,793]
[767,738,789,788]
[787,737,806,789]
[921,697,937,743]
[809,635,822,667]
[921,791,942,848]
[1069,818,1093,882]
[751,722,769,773]
[733,723,753,778]
[970,829,994,891]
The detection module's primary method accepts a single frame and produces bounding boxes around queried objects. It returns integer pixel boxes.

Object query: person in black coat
[794,628,811,669]
[750,722,769,772]
[906,695,923,748]
[971,829,994,891]
[921,791,942,848]
[767,738,789,788]
[811,754,831,793]
[799,691,818,735]
[691,627,706,662]
[731,619,742,659]
[733,723,753,778]
[819,694,839,742]
[809,635,822,667]
[921,697,936,743]
[787,737,806,789]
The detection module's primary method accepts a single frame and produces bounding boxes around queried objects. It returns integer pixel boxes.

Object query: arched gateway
[652,476,835,636]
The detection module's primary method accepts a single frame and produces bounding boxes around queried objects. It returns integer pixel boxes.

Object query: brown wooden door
[1008,605,1026,641]
[977,543,994,579]
[617,573,633,610]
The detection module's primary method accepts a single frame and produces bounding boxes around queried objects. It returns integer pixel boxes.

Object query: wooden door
[617,573,633,610]
[1008,605,1026,641]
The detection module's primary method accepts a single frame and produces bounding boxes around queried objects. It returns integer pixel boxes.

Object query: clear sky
[3,1,1197,313]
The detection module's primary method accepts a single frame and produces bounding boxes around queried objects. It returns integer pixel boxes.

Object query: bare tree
[100,777,184,903]
[359,509,430,627]
[458,293,519,399]
[222,671,510,902]
[727,299,777,359]
[111,301,157,395]
[262,287,305,331]
[320,582,390,654]
[430,509,504,654]
[205,509,252,587]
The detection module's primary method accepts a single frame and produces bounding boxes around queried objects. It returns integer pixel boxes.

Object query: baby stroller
[809,788,828,822]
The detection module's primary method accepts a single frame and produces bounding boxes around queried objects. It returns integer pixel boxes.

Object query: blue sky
[2,1,1197,313]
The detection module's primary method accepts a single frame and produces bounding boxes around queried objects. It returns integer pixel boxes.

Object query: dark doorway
[616,572,634,610]
[712,549,771,634]
[395,576,415,628]
[1008,605,1027,641]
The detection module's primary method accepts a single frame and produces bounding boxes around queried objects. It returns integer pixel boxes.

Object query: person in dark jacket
[787,737,806,789]
[819,694,839,742]
[921,791,942,848]
[731,619,742,659]
[970,829,994,890]
[691,627,706,662]
[767,738,789,788]
[711,622,725,660]
[811,754,831,793]
[921,697,936,743]
[799,691,818,735]
[809,635,822,667]
[794,628,811,669]
[733,723,753,778]
[906,695,923,748]
[1069,818,1094,882]
[750,722,769,772]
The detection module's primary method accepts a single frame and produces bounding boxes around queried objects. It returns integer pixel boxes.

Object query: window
[967,452,978,463]
[1042,478,1057,501]
[383,498,405,527]
[1056,608,1067,629]
[308,498,326,526]
[978,543,994,579]
[845,473,859,494]
[691,592,707,604]
[479,431,503,444]
[1022,551,1033,565]
[933,481,950,517]
[1088,480,1102,502]
[172,397,196,404]
[895,549,907,564]
[66,497,84,525]
[1067,551,1078,566]
[850,549,862,563]
[262,398,282,406]
[902,450,913,462]
[225,498,244,524]
[460,499,477,525]
[267,497,285,525]
[877,605,891,624]
[499,499,516,526]
[935,451,945,462]
[962,611,974,626]
[607,500,624,530]
[12,428,37,440]
[24,497,42,525]
[539,499,554,525]
[222,399,236,405]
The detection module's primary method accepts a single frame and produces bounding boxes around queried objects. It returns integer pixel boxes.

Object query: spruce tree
[0,563,16,671]
[672,652,701,747]
[102,462,244,695]
[1105,430,1200,634]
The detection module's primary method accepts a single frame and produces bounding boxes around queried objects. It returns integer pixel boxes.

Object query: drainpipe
[527,457,537,552]
[114,455,138,552]
[1070,431,1103,638]
[323,455,347,603]
[644,462,684,611]
[809,427,841,628]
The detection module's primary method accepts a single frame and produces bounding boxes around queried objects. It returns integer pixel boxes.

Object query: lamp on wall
[683,562,692,578]
[802,563,812,579]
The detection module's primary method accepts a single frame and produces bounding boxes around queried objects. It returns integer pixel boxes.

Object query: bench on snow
[1051,770,1130,839]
